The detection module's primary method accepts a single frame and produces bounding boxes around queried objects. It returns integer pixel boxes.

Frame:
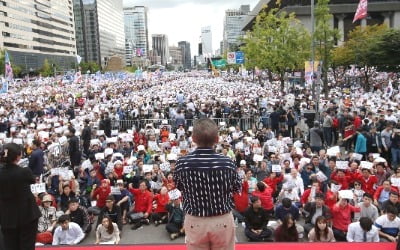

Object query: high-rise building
[178,41,191,70]
[223,5,250,53]
[96,0,125,68]
[0,0,76,71]
[152,34,169,65]
[74,0,125,69]
[200,26,212,56]
[168,46,183,68]
[124,6,149,66]
[73,0,100,65]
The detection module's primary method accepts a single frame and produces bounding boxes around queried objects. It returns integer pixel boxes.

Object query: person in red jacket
[330,169,351,190]
[373,180,398,208]
[128,180,153,230]
[331,198,360,241]
[233,178,249,222]
[300,181,323,205]
[252,182,274,216]
[357,168,378,196]
[89,179,111,215]
[153,186,170,226]
[263,172,283,197]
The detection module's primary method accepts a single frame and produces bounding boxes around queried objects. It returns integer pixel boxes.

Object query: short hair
[282,198,292,208]
[58,214,70,223]
[69,127,76,134]
[0,143,22,164]
[257,182,266,192]
[390,191,399,198]
[32,139,41,147]
[363,193,373,200]
[192,118,218,147]
[385,205,398,215]
[359,217,373,231]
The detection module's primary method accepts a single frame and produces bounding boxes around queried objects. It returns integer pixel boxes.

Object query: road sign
[235,51,245,64]
[227,52,236,64]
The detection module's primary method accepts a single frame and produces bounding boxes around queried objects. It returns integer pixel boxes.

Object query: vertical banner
[353,0,368,23]
[304,61,320,85]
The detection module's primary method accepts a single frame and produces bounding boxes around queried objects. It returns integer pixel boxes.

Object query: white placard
[327,146,340,156]
[96,130,104,136]
[111,130,118,136]
[171,147,180,155]
[282,137,292,144]
[391,178,400,187]
[352,153,363,161]
[236,142,244,150]
[110,186,121,195]
[360,161,373,170]
[331,183,342,192]
[371,153,380,159]
[30,183,46,194]
[95,153,104,160]
[160,162,170,172]
[168,189,181,200]
[336,161,349,170]
[339,190,354,200]
[106,137,118,143]
[59,136,68,145]
[272,165,282,173]
[143,164,153,173]
[374,157,386,163]
[316,171,328,182]
[253,154,263,162]
[148,141,159,151]
[91,200,97,207]
[168,133,176,141]
[300,157,311,165]
[123,165,133,174]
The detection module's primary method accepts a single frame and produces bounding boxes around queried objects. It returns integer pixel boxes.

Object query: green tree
[372,28,400,71]
[314,0,340,98]
[0,50,4,76]
[40,59,53,77]
[79,61,100,74]
[332,24,388,90]
[242,6,311,90]
[12,65,22,77]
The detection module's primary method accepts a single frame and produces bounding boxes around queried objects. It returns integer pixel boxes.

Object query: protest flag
[353,0,368,23]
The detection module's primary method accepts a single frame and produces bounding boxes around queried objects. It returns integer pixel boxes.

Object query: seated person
[153,187,170,226]
[113,179,130,224]
[95,216,120,245]
[274,214,299,242]
[303,193,332,234]
[58,184,77,212]
[308,216,335,242]
[356,193,379,222]
[373,180,396,210]
[374,205,400,242]
[347,217,379,242]
[165,191,185,240]
[52,214,85,245]
[243,196,272,242]
[274,198,304,238]
[36,194,57,245]
[233,176,249,222]
[128,180,153,230]
[65,198,92,234]
[381,191,400,215]
[96,195,122,230]
[89,179,111,216]
[300,180,323,205]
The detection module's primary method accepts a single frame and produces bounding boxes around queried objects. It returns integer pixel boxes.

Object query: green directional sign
[211,59,227,68]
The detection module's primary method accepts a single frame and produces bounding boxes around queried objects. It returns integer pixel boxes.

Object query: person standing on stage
[0,143,41,250]
[174,118,242,250]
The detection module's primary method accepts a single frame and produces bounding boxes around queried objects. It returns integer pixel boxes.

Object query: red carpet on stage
[40,242,396,250]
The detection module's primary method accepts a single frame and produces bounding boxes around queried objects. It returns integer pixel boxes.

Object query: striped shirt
[174,148,242,217]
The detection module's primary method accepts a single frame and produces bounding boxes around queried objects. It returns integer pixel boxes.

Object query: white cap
[240,160,246,165]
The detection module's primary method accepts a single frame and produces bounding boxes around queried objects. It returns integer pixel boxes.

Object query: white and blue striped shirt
[174,148,242,217]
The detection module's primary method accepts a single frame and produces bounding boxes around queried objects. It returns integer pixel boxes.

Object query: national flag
[353,0,368,23]
[4,51,13,81]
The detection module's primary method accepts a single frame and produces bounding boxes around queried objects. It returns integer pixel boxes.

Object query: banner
[304,61,320,85]
[353,0,368,23]
[4,50,13,83]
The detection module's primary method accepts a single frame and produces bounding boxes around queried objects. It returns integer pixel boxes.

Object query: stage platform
[40,242,397,250]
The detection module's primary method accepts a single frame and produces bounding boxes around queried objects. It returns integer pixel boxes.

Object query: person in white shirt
[284,169,304,196]
[374,205,400,242]
[347,217,379,242]
[52,215,85,245]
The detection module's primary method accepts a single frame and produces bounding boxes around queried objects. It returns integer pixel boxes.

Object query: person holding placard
[331,197,361,241]
[0,143,41,250]
[128,180,153,230]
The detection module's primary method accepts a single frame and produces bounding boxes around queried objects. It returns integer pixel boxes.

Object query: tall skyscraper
[152,34,169,65]
[124,6,149,66]
[0,0,76,71]
[73,0,100,65]
[168,46,183,68]
[178,41,191,70]
[74,0,125,69]
[223,5,250,53]
[201,26,212,56]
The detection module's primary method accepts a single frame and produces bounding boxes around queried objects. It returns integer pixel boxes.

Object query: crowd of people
[1,69,400,246]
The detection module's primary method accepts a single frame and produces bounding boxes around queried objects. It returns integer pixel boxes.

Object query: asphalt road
[81,220,248,245]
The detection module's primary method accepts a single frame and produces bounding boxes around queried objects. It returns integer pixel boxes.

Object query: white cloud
[123,0,259,56]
